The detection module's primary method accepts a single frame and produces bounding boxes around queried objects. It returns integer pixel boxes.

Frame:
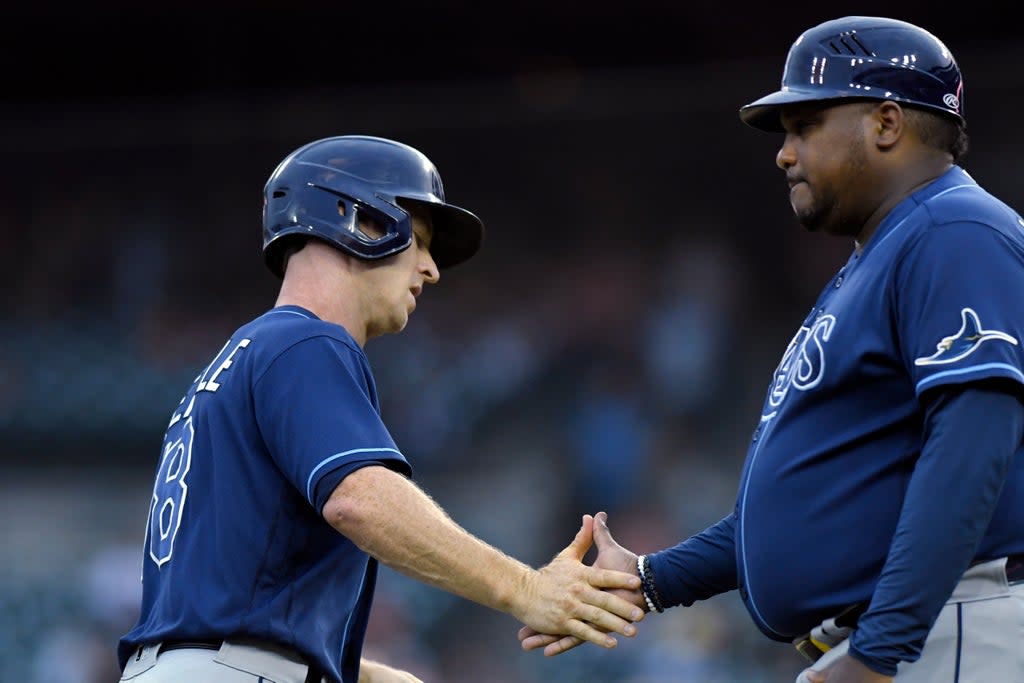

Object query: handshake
[515,511,649,657]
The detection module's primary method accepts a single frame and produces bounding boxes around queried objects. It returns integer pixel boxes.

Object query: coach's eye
[790,119,813,135]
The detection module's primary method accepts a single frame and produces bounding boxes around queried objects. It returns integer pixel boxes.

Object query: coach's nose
[776,137,796,170]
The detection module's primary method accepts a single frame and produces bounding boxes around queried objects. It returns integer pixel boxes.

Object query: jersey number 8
[147,417,195,567]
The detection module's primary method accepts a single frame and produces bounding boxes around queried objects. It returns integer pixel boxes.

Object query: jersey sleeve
[848,381,1024,674]
[253,335,411,507]
[646,513,738,608]
[894,222,1024,395]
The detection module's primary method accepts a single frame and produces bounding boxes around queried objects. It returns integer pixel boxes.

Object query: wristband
[637,554,664,613]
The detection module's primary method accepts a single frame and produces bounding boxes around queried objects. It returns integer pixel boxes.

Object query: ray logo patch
[914,307,1018,366]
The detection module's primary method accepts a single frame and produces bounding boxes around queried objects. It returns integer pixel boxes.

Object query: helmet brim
[739,89,827,132]
[412,200,484,269]
[740,89,965,133]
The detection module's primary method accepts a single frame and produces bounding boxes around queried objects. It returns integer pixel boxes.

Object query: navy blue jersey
[734,166,1024,640]
[117,305,411,683]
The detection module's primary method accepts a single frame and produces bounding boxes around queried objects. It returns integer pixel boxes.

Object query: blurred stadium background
[1,2,1020,681]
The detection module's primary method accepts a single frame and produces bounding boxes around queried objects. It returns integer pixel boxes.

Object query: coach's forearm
[324,465,531,616]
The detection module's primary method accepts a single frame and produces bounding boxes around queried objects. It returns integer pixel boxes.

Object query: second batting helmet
[739,16,964,132]
[262,135,484,278]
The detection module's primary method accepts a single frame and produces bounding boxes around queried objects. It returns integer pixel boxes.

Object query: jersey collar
[266,304,320,320]
[858,165,976,260]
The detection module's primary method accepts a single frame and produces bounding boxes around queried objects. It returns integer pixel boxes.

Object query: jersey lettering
[148,417,195,567]
[150,338,251,564]
[169,338,251,427]
[768,314,836,410]
[199,338,251,392]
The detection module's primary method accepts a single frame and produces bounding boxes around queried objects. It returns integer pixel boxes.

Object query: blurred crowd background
[2,4,1021,682]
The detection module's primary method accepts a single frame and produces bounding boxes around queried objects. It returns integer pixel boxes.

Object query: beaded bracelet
[636,555,664,613]
[641,555,666,612]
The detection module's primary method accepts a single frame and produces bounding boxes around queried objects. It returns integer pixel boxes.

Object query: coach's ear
[872,100,904,150]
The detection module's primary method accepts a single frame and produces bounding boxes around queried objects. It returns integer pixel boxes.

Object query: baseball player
[519,16,1024,683]
[115,135,645,683]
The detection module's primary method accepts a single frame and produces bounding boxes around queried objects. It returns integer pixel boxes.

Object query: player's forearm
[324,465,531,615]
[358,658,422,683]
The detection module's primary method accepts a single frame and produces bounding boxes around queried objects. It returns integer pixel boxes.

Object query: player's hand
[518,511,645,656]
[798,654,893,683]
[514,513,644,651]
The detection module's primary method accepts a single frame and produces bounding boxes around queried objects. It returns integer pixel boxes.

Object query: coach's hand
[515,513,644,651]
[518,511,645,656]
[799,654,893,683]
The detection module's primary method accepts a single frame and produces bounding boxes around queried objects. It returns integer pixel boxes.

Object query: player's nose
[421,251,440,284]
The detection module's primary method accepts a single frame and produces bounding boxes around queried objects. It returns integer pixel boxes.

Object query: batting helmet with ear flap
[740,16,964,132]
[262,135,484,278]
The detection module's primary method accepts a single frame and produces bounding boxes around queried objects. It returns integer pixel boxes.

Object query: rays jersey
[735,166,1024,640]
[117,305,410,683]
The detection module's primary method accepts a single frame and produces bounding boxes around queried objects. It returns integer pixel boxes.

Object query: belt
[153,639,326,683]
[793,553,1024,664]
[159,639,222,653]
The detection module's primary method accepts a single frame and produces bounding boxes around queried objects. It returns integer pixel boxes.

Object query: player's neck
[275,247,371,345]
[275,279,367,347]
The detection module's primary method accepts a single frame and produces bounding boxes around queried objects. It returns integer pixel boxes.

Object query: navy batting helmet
[262,135,484,278]
[740,16,964,132]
